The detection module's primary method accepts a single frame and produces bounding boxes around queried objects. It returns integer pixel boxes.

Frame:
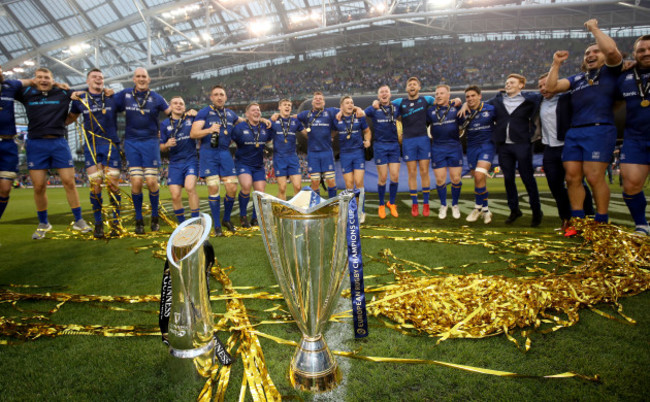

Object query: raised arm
[545,51,572,94]
[585,19,622,66]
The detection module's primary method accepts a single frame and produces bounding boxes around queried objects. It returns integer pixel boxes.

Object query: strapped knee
[106,168,120,179]
[206,175,221,187]
[129,167,143,178]
[223,176,238,184]
[0,171,17,180]
[310,173,321,181]
[87,170,104,185]
[475,167,489,176]
[323,171,335,181]
[144,167,158,179]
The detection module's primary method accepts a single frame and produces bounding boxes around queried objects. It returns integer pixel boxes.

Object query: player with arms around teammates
[270,99,307,200]
[160,96,200,225]
[67,68,121,238]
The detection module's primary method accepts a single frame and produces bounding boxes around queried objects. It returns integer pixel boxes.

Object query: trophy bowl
[253,189,353,392]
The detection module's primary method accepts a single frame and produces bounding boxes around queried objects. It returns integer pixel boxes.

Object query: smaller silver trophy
[253,189,353,392]
[161,213,231,376]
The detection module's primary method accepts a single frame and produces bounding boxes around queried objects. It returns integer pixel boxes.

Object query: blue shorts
[199,148,237,178]
[0,138,19,175]
[84,139,121,170]
[432,143,463,169]
[236,162,266,182]
[466,141,496,170]
[340,149,365,174]
[274,155,301,177]
[307,150,335,174]
[26,137,74,170]
[402,136,431,162]
[620,137,650,165]
[124,138,160,168]
[168,160,199,186]
[563,125,617,163]
[374,142,400,165]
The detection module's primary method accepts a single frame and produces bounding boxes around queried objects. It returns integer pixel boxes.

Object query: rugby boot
[150,216,160,232]
[531,210,543,227]
[411,204,419,217]
[482,210,493,224]
[240,216,251,228]
[250,217,259,227]
[422,203,430,217]
[438,205,448,219]
[135,220,145,235]
[451,205,461,219]
[214,226,224,237]
[634,225,650,236]
[93,223,105,239]
[221,220,236,233]
[466,208,482,222]
[387,202,399,218]
[504,209,522,224]
[378,205,386,219]
[73,219,92,233]
[32,222,52,240]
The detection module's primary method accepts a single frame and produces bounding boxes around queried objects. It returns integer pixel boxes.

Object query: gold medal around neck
[102,109,106,115]
[140,109,145,115]
[284,138,288,143]
[223,130,228,135]
[641,99,650,108]
[346,135,351,139]
[306,128,311,133]
[255,143,259,148]
[588,79,594,85]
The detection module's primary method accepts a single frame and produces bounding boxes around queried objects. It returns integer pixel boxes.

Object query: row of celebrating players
[0,19,647,238]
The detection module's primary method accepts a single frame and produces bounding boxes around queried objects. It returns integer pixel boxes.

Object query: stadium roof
[1,0,649,87]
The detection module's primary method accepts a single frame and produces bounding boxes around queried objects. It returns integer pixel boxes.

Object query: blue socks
[90,192,103,224]
[389,183,398,205]
[71,206,82,222]
[239,192,250,217]
[0,195,9,220]
[410,190,418,205]
[571,210,586,219]
[378,184,386,206]
[37,209,48,224]
[174,208,185,223]
[149,190,159,218]
[623,191,648,226]
[594,213,609,223]
[209,195,221,227]
[224,195,235,222]
[328,186,337,198]
[422,187,430,205]
[132,192,143,221]
[436,184,447,206]
[451,181,462,206]
[190,208,200,218]
[110,192,121,225]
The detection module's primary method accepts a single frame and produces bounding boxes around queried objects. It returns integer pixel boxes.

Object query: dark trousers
[543,146,571,220]
[543,145,595,220]
[497,142,541,213]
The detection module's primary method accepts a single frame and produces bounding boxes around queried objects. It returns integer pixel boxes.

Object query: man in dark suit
[488,74,543,226]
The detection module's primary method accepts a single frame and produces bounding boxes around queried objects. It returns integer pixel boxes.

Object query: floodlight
[13,67,24,73]
[250,19,272,36]
[428,0,455,8]
[24,60,35,66]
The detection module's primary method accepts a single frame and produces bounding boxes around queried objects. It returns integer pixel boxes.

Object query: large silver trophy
[253,189,353,392]
[161,213,231,376]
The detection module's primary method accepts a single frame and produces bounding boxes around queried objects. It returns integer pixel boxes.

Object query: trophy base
[289,335,342,392]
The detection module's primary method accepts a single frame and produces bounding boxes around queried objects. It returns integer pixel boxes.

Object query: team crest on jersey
[126,93,132,98]
[625,73,634,80]
[323,111,329,117]
[409,103,414,107]
[591,151,600,160]
[482,112,489,117]
[167,125,173,130]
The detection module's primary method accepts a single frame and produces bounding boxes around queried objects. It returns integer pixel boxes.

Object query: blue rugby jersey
[70,90,120,144]
[296,107,339,152]
[114,88,168,140]
[271,117,303,157]
[331,114,369,152]
[16,86,71,139]
[426,105,460,145]
[392,96,435,139]
[231,120,271,168]
[161,115,197,164]
[460,102,496,146]
[194,106,240,151]
[0,79,22,136]
[364,104,399,143]
[617,67,650,140]
[567,64,622,127]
